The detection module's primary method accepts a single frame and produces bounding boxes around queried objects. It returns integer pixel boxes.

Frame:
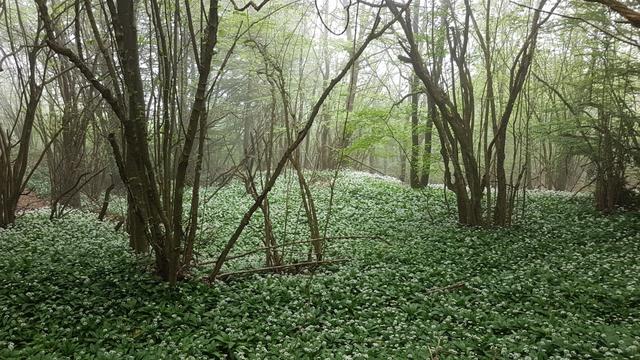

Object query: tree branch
[584,0,640,28]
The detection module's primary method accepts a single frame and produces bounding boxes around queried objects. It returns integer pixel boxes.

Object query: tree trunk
[421,96,436,186]
[409,74,421,188]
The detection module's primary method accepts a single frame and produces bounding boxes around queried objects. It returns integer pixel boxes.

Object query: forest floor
[16,189,49,212]
[1,172,639,359]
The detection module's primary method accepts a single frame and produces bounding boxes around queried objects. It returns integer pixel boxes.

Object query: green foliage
[1,173,640,358]
[26,166,51,198]
[345,107,400,153]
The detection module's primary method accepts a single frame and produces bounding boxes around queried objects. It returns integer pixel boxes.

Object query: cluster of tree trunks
[36,0,220,283]
[386,0,554,226]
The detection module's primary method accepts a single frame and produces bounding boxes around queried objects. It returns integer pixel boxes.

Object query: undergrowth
[2,172,639,359]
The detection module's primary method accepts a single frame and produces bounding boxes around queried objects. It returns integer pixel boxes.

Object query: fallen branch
[197,235,383,267]
[214,258,349,281]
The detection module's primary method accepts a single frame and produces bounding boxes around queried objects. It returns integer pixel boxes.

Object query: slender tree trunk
[409,75,421,188]
[421,97,435,186]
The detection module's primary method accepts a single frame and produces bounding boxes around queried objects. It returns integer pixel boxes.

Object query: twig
[214,258,349,281]
[230,0,270,11]
[343,154,387,176]
[571,177,597,199]
[511,1,640,48]
[200,235,386,265]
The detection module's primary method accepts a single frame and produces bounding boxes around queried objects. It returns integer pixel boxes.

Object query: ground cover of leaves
[2,172,639,359]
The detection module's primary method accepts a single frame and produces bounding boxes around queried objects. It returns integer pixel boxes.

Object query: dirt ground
[16,190,49,212]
